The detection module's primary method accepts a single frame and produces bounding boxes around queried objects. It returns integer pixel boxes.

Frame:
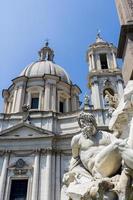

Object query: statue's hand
[112,140,121,149]
[118,139,128,152]
[112,139,128,151]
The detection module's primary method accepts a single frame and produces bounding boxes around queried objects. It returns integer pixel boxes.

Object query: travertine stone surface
[115,0,133,25]
[122,34,133,83]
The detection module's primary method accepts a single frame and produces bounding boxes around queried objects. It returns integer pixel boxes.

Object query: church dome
[20,42,71,84]
[2,42,81,115]
[20,60,71,84]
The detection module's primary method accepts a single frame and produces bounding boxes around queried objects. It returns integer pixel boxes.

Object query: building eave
[117,24,133,58]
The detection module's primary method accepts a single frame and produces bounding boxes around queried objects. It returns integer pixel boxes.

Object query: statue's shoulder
[72,133,82,140]
[71,133,82,144]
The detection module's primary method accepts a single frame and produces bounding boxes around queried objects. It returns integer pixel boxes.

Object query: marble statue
[61,111,133,200]
[22,104,31,123]
[83,94,90,110]
[104,90,118,118]
[104,90,118,108]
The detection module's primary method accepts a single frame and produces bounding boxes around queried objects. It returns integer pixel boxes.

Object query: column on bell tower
[87,50,96,71]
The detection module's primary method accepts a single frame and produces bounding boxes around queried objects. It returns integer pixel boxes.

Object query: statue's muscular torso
[79,131,113,171]
[71,131,120,177]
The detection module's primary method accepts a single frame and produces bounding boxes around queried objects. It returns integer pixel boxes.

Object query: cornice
[89,69,122,79]
[117,24,133,58]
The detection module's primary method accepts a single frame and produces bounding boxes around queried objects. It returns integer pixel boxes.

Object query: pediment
[0,122,53,139]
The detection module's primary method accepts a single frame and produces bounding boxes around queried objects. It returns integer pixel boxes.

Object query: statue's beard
[82,126,96,138]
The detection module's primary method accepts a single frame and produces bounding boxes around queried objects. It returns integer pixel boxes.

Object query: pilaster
[66,98,70,112]
[88,55,92,71]
[117,77,124,99]
[39,91,43,110]
[92,54,95,70]
[14,85,24,112]
[44,81,51,111]
[91,78,101,109]
[51,83,57,112]
[0,152,10,200]
[55,152,61,200]
[45,150,52,200]
[96,54,101,70]
[112,51,117,69]
[71,95,77,111]
[11,88,17,113]
[31,151,40,200]
[106,53,111,69]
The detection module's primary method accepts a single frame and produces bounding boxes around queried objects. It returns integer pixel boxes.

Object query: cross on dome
[45,38,49,47]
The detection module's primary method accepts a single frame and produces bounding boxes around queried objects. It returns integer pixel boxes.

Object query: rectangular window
[31,97,39,109]
[9,179,28,200]
[59,101,64,113]
[100,54,108,69]
[31,93,39,109]
[130,70,133,80]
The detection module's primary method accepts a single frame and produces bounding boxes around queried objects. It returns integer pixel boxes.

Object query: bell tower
[86,33,124,125]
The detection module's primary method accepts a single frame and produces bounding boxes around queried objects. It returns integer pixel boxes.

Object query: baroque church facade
[0,33,124,200]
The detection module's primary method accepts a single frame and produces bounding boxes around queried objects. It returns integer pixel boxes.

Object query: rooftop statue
[104,90,118,109]
[104,90,118,118]
[61,111,133,200]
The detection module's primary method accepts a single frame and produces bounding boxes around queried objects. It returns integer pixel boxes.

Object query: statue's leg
[119,147,133,170]
[114,168,133,200]
[93,143,122,177]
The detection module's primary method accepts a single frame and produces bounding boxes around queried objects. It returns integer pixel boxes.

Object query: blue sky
[0,0,121,112]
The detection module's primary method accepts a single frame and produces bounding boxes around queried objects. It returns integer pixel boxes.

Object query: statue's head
[78,112,97,137]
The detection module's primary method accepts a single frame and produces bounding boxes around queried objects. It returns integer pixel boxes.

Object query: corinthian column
[31,151,40,200]
[0,153,10,200]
